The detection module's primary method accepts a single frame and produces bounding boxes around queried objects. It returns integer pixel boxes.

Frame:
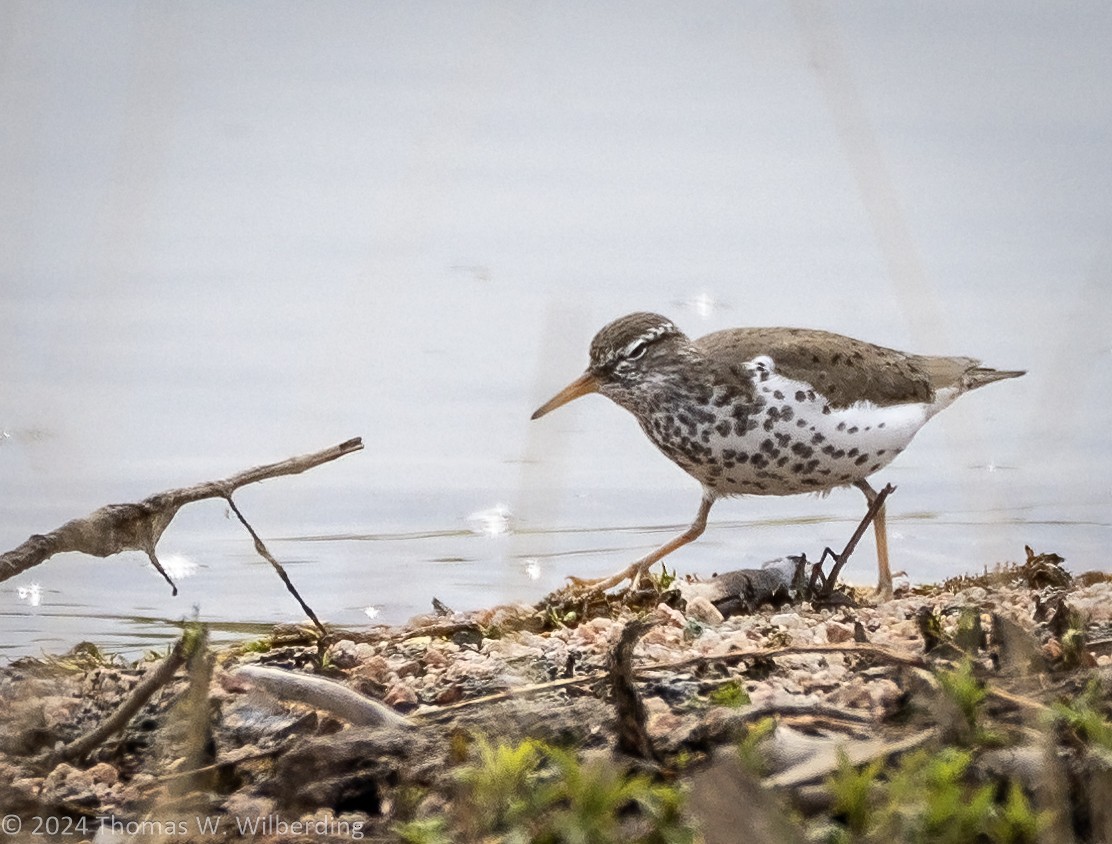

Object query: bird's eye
[625,341,647,361]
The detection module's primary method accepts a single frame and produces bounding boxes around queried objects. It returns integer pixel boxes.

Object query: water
[2,3,1110,660]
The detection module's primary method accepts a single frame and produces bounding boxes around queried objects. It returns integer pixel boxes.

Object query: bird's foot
[872,567,906,603]
[873,583,894,603]
[566,560,655,595]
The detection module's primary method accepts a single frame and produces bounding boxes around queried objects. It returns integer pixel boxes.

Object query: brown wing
[694,326,983,408]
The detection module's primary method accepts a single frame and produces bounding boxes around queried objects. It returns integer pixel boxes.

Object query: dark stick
[817,483,896,596]
[610,618,659,763]
[224,494,327,636]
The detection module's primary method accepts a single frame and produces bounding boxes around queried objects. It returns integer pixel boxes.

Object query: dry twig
[57,634,192,763]
[809,482,896,596]
[0,437,363,631]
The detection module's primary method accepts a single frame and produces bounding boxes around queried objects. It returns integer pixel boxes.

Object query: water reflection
[466,503,515,537]
[16,583,42,608]
[673,292,730,320]
[522,559,542,581]
[157,554,200,582]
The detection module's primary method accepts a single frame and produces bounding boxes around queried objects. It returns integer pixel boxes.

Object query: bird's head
[531,312,688,419]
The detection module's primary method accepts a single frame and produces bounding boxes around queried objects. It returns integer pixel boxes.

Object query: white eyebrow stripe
[623,338,647,357]
[607,323,677,364]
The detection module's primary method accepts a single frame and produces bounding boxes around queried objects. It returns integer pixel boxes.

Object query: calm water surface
[2,4,1110,659]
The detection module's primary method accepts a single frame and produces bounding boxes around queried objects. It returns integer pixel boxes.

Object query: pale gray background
[2,2,1109,658]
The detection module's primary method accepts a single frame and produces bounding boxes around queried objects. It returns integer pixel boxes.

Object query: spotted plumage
[532,312,1025,598]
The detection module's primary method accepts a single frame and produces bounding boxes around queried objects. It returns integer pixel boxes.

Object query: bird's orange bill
[531,372,600,419]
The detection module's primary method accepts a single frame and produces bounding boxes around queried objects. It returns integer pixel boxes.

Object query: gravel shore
[2,552,1110,842]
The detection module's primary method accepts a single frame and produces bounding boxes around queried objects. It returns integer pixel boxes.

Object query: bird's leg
[855,479,892,601]
[569,495,715,593]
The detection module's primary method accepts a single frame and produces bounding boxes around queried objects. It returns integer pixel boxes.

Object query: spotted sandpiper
[531,312,1024,599]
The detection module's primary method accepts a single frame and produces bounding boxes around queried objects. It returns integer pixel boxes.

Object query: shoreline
[2,555,1111,842]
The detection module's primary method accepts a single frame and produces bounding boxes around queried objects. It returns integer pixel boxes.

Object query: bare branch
[0,437,364,592]
[813,482,896,596]
[224,494,327,636]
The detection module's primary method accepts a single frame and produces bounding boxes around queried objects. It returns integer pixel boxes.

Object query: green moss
[237,637,273,654]
[1052,678,1112,753]
[953,608,985,653]
[935,659,1004,746]
[651,564,678,592]
[706,680,751,708]
[821,746,1044,843]
[395,737,695,844]
[828,751,885,836]
[395,817,451,844]
[736,717,777,776]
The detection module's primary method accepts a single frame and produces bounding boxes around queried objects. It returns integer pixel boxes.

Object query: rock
[481,604,542,632]
[88,762,118,786]
[959,587,988,603]
[0,761,42,813]
[443,653,502,686]
[640,624,682,647]
[515,631,549,650]
[423,646,452,668]
[266,727,442,813]
[328,639,360,668]
[541,637,570,668]
[655,603,687,628]
[570,617,618,647]
[769,612,804,629]
[351,654,393,685]
[687,595,725,625]
[1041,639,1064,661]
[41,763,100,807]
[823,621,856,643]
[383,683,419,711]
[828,678,874,710]
[222,791,276,820]
[434,685,463,705]
[393,659,423,678]
[687,747,808,844]
[482,639,544,661]
[41,695,82,728]
[645,697,684,744]
[866,679,902,711]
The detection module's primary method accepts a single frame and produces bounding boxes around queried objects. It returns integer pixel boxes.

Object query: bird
[531,312,1024,599]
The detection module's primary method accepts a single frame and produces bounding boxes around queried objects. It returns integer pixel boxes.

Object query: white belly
[647,368,952,496]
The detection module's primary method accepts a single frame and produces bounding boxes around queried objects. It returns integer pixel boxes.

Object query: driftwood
[224,664,413,730]
[764,726,938,789]
[0,437,363,632]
